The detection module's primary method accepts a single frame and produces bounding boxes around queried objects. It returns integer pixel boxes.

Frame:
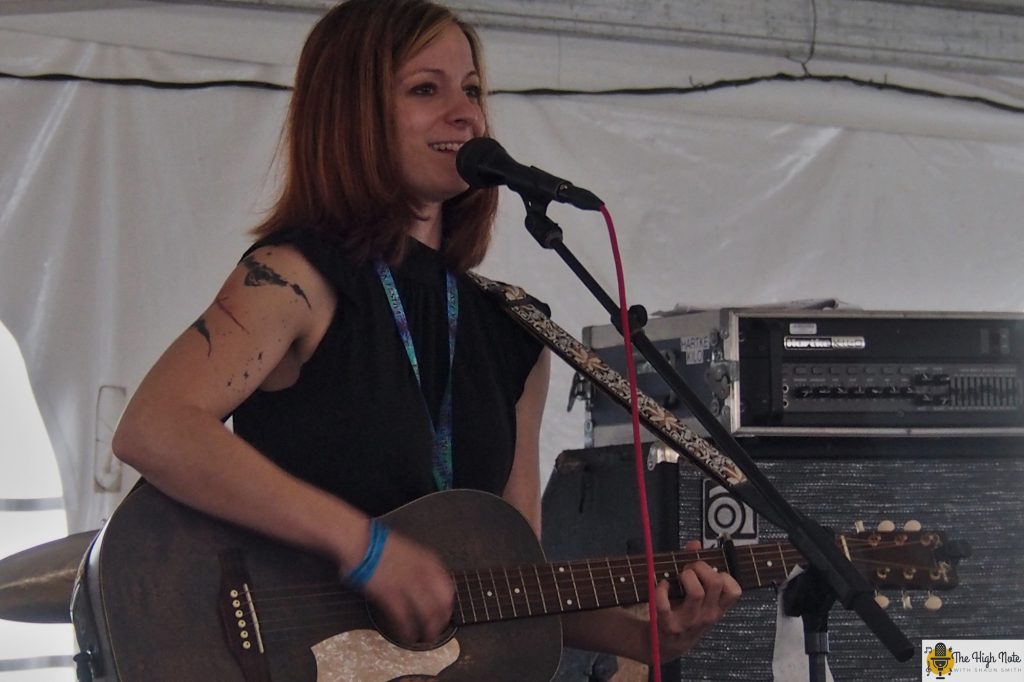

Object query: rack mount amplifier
[579,309,1024,444]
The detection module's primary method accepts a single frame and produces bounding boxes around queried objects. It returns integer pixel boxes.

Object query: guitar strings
[250,537,938,601]
[249,538,947,637]
[250,538,940,610]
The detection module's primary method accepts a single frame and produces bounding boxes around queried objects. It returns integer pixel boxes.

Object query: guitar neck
[450,542,798,625]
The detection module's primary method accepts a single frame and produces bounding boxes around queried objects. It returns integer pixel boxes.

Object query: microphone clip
[521,195,564,250]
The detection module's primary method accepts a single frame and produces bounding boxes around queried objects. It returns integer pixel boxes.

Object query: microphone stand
[783,567,838,682]
[517,195,914,681]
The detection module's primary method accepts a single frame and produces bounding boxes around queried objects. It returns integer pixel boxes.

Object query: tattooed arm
[115,245,351,551]
[113,245,456,645]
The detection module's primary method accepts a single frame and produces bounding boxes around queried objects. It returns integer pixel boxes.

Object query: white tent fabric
[1,4,1023,532]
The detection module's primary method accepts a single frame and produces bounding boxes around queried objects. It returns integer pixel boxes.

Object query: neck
[408,204,443,250]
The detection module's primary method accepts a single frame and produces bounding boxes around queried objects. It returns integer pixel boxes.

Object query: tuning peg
[903,520,922,532]
[854,520,866,533]
[874,593,891,609]
[877,520,896,532]
[901,592,912,609]
[924,594,943,611]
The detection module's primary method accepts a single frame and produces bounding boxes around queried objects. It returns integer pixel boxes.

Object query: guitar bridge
[218,549,272,682]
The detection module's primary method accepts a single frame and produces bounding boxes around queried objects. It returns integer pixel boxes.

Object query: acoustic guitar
[71,483,964,681]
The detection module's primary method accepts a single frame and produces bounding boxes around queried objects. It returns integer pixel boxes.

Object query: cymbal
[0,531,98,623]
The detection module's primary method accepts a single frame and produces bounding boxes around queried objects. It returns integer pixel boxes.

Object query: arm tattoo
[214,296,249,333]
[241,255,312,308]
[191,317,212,356]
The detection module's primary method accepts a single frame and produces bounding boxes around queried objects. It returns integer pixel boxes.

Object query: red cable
[599,204,662,680]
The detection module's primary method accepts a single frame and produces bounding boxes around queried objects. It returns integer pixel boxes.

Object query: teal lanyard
[374,260,458,491]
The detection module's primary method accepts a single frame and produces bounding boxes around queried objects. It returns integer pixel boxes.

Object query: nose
[448,93,484,135]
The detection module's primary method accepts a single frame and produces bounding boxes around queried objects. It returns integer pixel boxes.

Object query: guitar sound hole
[365,603,458,652]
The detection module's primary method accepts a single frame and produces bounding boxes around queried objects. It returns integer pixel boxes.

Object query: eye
[410,82,437,96]
[464,84,482,100]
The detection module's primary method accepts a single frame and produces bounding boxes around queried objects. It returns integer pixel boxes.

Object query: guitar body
[72,485,562,682]
[72,481,963,681]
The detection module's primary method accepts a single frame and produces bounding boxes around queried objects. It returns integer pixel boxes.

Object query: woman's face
[392,23,485,209]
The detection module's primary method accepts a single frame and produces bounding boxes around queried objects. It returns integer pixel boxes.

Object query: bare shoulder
[141,243,336,411]
[216,243,337,365]
[234,244,332,309]
[214,245,334,327]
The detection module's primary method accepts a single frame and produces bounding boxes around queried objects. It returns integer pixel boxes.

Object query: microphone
[456,138,604,211]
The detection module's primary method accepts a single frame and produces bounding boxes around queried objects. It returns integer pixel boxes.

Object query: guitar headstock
[841,521,971,607]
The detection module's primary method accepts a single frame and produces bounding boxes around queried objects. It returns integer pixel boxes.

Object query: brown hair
[252,0,497,272]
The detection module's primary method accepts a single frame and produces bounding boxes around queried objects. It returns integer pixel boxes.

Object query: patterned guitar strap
[468,271,757,498]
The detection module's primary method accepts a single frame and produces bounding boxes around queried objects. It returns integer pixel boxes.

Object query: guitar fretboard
[450,544,797,625]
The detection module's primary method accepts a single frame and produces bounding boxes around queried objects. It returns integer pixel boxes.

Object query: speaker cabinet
[542,445,681,681]
[542,446,679,561]
[542,438,1024,682]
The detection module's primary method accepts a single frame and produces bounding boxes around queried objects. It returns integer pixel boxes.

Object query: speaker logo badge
[922,640,1024,680]
[701,479,757,547]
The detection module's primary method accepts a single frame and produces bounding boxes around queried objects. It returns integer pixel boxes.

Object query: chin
[439,182,472,202]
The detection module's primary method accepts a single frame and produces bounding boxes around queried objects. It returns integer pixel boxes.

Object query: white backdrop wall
[1,5,1023,532]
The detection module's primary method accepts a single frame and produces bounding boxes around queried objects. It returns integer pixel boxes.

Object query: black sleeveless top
[231,230,545,517]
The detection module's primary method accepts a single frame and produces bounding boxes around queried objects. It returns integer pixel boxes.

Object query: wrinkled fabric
[1,20,1023,533]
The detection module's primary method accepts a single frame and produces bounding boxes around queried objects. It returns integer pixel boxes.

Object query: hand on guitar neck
[560,538,742,666]
[653,542,742,661]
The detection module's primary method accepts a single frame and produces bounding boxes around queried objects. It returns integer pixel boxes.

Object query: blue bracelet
[344,519,389,589]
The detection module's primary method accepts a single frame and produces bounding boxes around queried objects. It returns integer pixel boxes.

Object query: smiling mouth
[429,142,464,152]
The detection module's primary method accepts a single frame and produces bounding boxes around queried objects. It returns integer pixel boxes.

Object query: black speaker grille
[676,452,1024,682]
